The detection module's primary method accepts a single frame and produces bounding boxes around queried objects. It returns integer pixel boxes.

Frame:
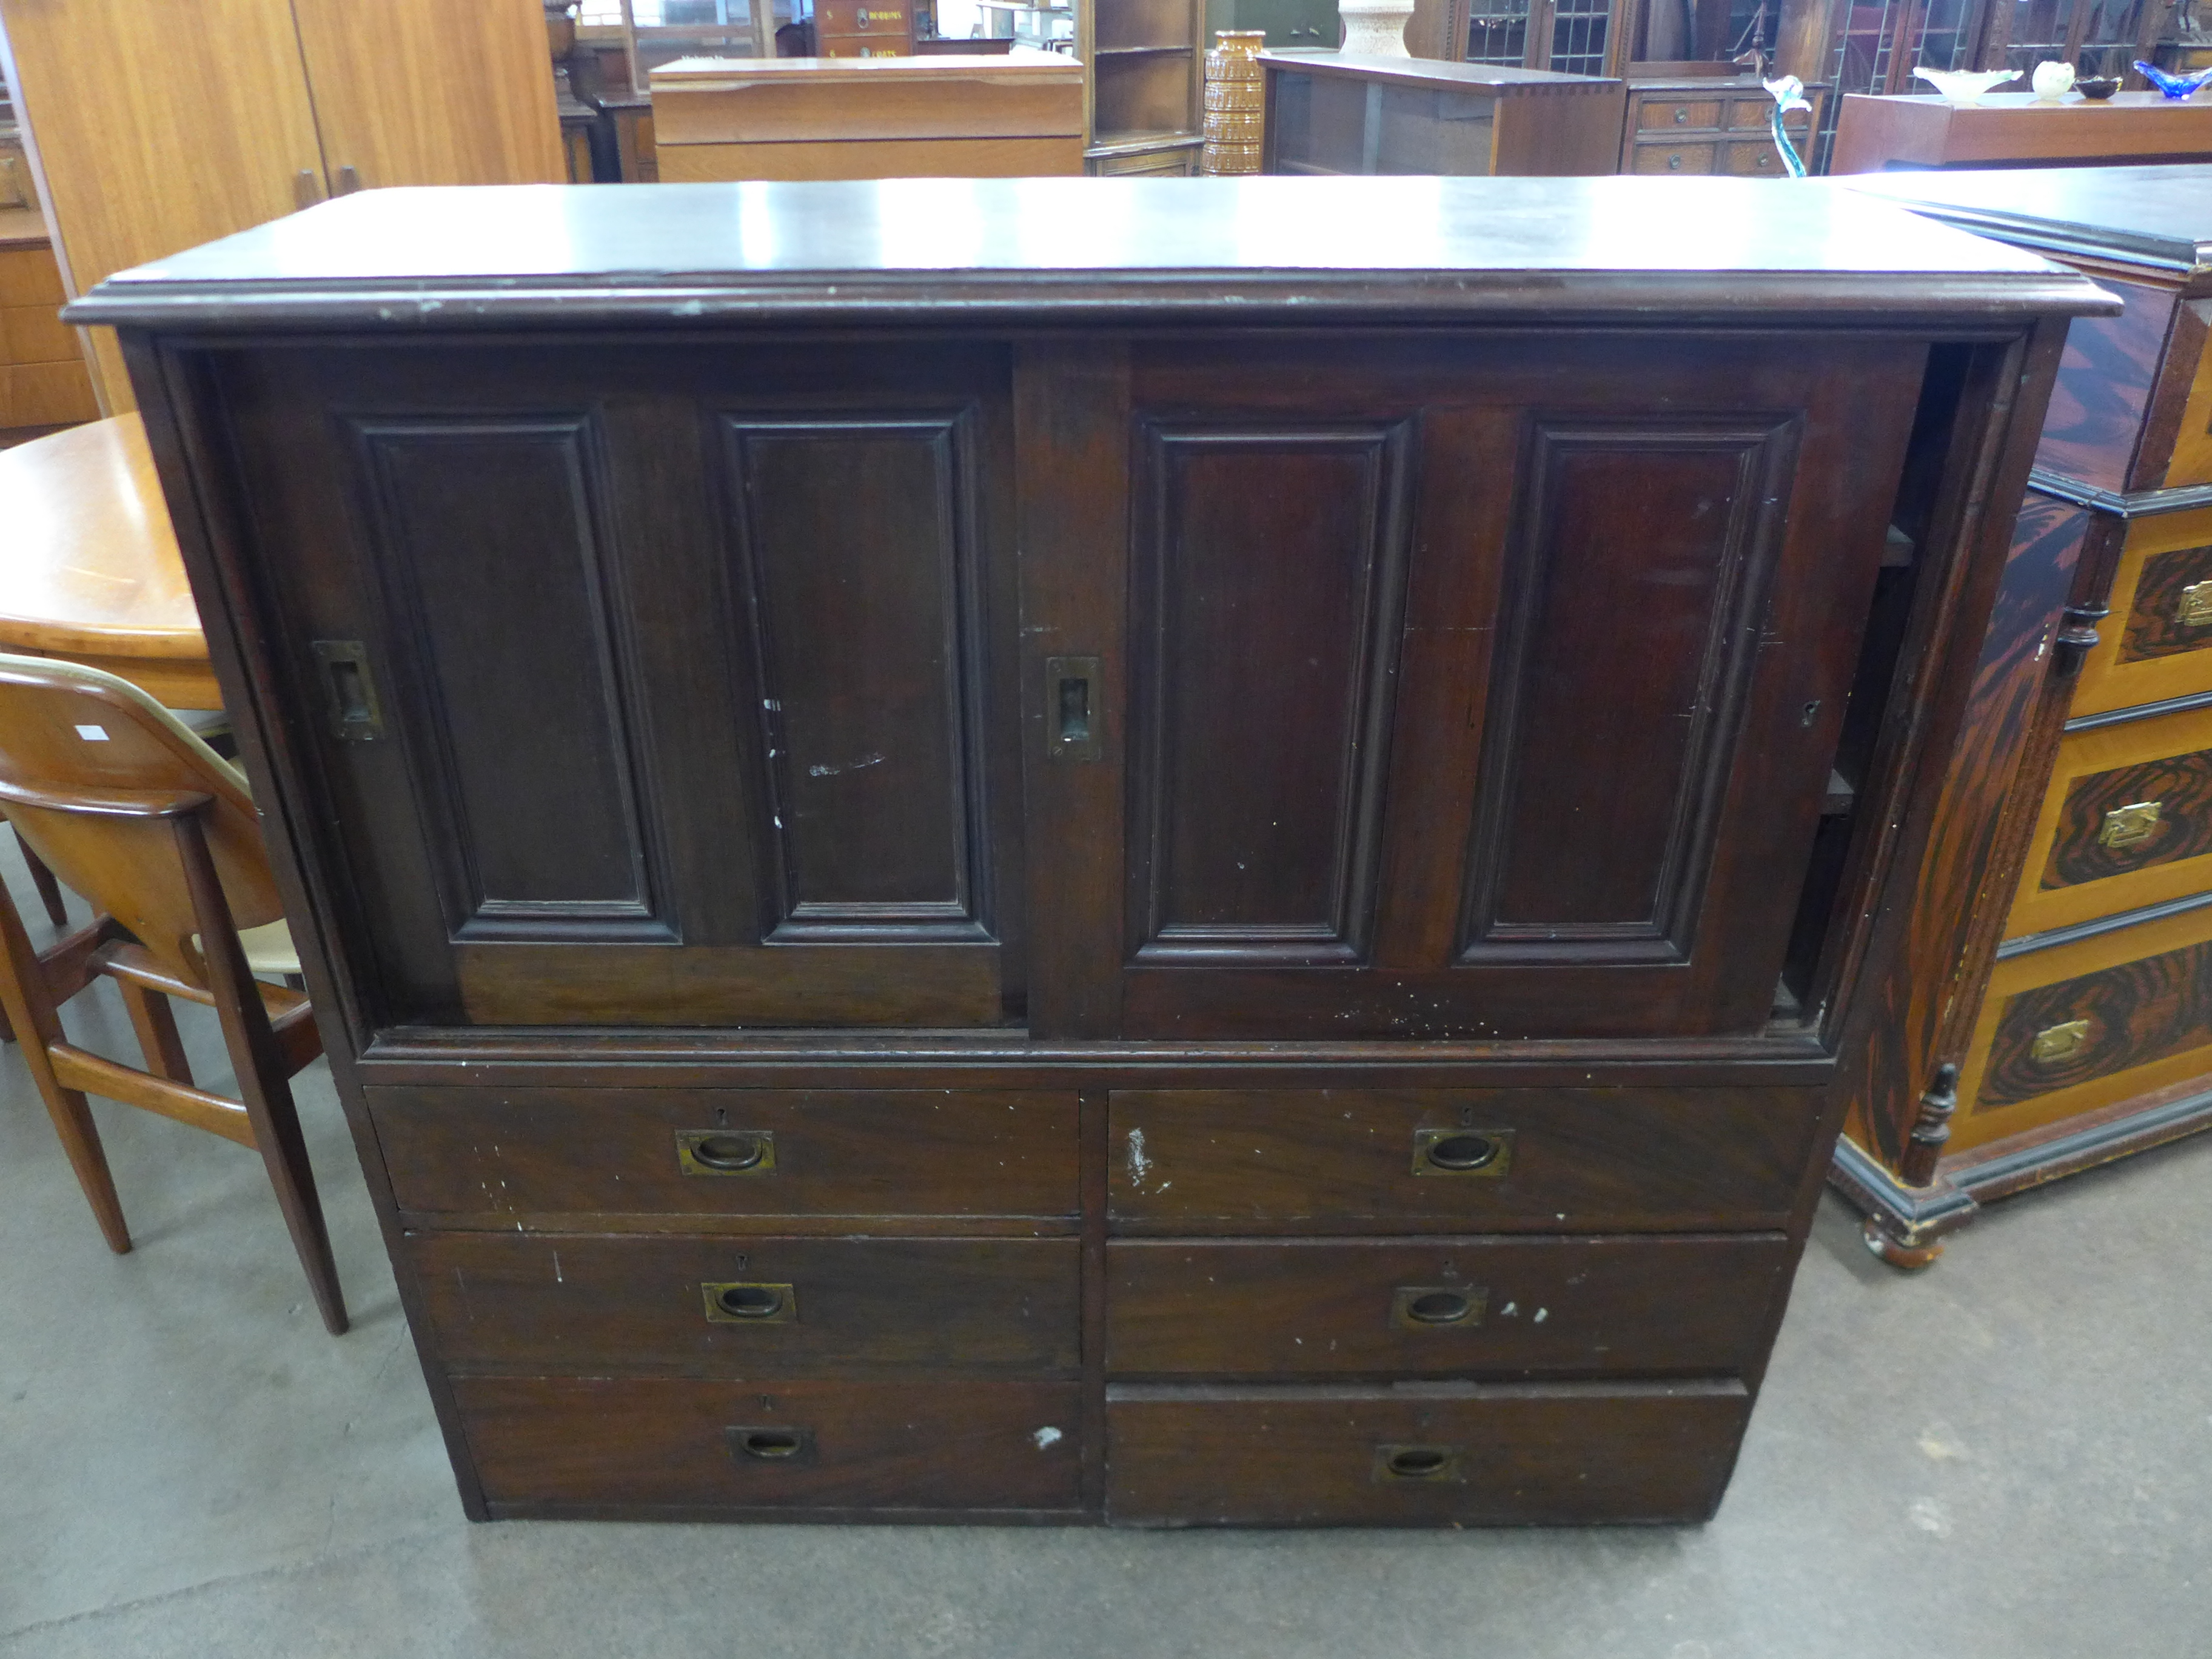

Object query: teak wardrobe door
[1019,335,1925,1041]
[206,340,1019,1030]
[286,0,563,190]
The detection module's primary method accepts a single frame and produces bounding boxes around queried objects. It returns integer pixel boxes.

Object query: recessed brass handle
[1411,1127,1514,1179]
[2030,1019,2092,1065]
[1374,1443,1462,1483]
[2099,800,2162,851]
[702,1281,797,1323]
[2176,580,2212,629]
[1391,1285,1487,1330]
[726,1424,815,1464]
[677,1129,776,1176]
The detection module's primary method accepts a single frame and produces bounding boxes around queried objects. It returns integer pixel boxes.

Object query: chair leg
[119,981,194,1088]
[19,834,70,928]
[0,872,130,1252]
[176,813,347,1335]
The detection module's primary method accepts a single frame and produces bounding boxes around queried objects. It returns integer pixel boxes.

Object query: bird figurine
[2135,59,2212,99]
[1763,75,1812,177]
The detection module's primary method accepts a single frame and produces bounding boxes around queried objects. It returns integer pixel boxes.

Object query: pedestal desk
[72,178,2103,1524]
[1834,166,2212,1265]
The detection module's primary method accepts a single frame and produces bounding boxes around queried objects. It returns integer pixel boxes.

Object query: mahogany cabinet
[1832,165,2212,1266]
[73,175,2104,1524]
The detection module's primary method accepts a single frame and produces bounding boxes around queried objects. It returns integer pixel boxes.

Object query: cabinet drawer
[1723,139,1789,176]
[1107,1089,1821,1232]
[371,1087,1078,1223]
[1106,1381,1750,1524]
[457,1376,1082,1513]
[411,1234,1080,1373]
[2071,505,2212,719]
[0,244,64,308]
[813,0,908,31]
[1637,99,1721,132]
[1960,898,2212,1150]
[2008,701,2212,939]
[1630,141,1715,173]
[1105,1235,1789,1377]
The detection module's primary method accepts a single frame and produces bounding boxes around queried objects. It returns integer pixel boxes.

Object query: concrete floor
[2,845,2208,1659]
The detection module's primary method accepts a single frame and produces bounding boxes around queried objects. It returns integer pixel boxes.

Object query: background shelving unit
[1081,0,1204,173]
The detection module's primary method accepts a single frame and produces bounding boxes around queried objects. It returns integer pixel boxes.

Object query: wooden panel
[0,297,72,364]
[1105,1381,1751,1524]
[1460,418,1800,968]
[2165,301,2212,491]
[1107,1088,1823,1232]
[0,0,328,412]
[0,243,63,307]
[412,1234,1081,1373]
[354,417,669,942]
[457,1376,1082,1512]
[371,1087,1078,1221]
[1630,142,1716,174]
[287,0,564,191]
[0,355,96,426]
[1127,421,1413,966]
[658,136,1085,182]
[720,415,993,942]
[2034,276,2174,495]
[1105,1235,1791,1376]
[2070,504,2212,718]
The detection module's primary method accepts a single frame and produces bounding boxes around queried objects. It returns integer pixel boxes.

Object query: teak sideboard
[1834,165,2212,1265]
[72,177,2106,1527]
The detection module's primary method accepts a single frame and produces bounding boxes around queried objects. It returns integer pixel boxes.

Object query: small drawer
[1961,898,2212,1145]
[411,1233,1081,1373]
[812,0,907,28]
[1723,140,1788,176]
[1,301,75,367]
[1630,142,1715,175]
[1105,1235,1790,1378]
[456,1375,1082,1513]
[2070,504,2212,719]
[1106,1381,1751,1525]
[0,245,65,309]
[1107,1088,1821,1233]
[1636,99,1721,132]
[2008,700,2212,939]
[369,1087,1078,1222]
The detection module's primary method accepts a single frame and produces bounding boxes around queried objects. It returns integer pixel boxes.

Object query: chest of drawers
[1835,166,2212,1266]
[74,175,2102,1523]
[1619,77,1826,179]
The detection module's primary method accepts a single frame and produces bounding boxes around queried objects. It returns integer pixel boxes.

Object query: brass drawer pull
[1667,153,1684,170]
[1674,106,1689,122]
[1391,1285,1486,1329]
[2098,800,2162,851]
[1412,1127,1514,1178]
[1375,1443,1462,1483]
[2030,1019,2091,1065]
[2177,580,2212,629]
[677,1129,776,1176]
[726,1424,815,1464]
[702,1281,797,1322]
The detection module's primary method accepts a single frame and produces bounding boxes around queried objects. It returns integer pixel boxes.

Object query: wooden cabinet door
[287,0,563,190]
[1021,334,1926,1041]
[204,340,1019,1030]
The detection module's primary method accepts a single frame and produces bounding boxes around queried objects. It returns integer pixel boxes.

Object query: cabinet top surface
[1258,52,1622,92]
[69,177,2108,330]
[651,49,1082,85]
[1833,166,2212,277]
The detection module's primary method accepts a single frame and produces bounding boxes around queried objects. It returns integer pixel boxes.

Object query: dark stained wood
[2040,744,2212,890]
[456,1376,1083,1510]
[371,1087,1078,1222]
[96,176,2103,1520]
[1105,1235,1791,1377]
[2119,540,2212,665]
[1977,934,2212,1108]
[412,1233,1080,1373]
[1107,1088,1824,1232]
[2031,278,2176,496]
[1104,1381,1750,1525]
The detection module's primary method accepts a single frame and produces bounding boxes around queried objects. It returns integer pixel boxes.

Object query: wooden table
[1830,90,2212,175]
[650,51,1085,181]
[0,414,216,709]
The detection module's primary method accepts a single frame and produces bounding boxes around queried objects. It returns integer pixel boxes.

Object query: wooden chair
[0,653,346,1333]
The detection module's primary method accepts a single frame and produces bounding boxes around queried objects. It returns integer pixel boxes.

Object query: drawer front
[1106,1382,1751,1524]
[0,244,65,309]
[2073,506,2212,719]
[1959,899,2212,1151]
[457,1375,1082,1512]
[814,0,908,30]
[411,1234,1081,1373]
[1636,99,1721,132]
[1105,1235,1790,1377]
[370,1087,1078,1222]
[1723,139,1788,176]
[1107,1089,1821,1232]
[1630,141,1715,174]
[1,301,74,368]
[2009,703,2212,938]
[1089,147,1199,176]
